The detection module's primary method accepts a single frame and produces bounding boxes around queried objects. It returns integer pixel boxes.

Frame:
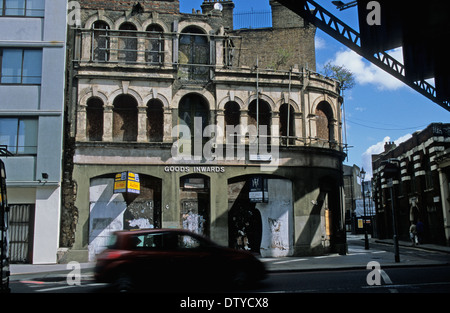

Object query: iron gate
[9,204,33,263]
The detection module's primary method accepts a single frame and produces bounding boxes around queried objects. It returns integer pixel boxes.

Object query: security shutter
[9,204,33,263]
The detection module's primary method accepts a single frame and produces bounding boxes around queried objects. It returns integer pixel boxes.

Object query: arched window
[178,94,209,157]
[92,21,110,62]
[179,26,209,81]
[86,97,103,141]
[248,99,272,144]
[118,22,138,62]
[113,95,138,142]
[147,99,164,142]
[146,24,164,64]
[280,103,295,145]
[316,101,334,144]
[224,101,240,145]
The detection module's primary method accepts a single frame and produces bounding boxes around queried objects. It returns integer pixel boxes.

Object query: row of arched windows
[92,20,165,64]
[83,93,336,146]
[90,20,210,73]
[86,95,164,142]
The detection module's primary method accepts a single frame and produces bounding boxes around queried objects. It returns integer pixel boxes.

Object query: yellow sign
[358,218,363,229]
[114,171,140,194]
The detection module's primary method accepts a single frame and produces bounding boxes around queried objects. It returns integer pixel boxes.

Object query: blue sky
[180,0,450,178]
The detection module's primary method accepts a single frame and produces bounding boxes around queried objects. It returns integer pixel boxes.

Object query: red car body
[94,228,266,292]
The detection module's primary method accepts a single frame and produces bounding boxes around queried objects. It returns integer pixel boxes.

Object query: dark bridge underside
[277,0,450,112]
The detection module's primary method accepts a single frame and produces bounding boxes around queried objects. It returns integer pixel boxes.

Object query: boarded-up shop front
[228,175,294,257]
[88,174,161,261]
[180,175,210,237]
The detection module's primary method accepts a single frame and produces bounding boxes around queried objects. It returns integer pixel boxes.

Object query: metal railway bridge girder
[276,0,450,112]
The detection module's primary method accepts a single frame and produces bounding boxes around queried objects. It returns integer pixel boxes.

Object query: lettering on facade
[164,166,225,173]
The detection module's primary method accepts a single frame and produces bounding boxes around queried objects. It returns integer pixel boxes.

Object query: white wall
[32,186,61,264]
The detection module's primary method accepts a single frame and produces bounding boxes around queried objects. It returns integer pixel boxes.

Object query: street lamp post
[388,178,400,263]
[361,168,369,250]
[382,159,401,263]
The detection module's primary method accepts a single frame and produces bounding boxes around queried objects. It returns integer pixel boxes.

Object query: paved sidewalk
[9,234,450,278]
[262,235,450,272]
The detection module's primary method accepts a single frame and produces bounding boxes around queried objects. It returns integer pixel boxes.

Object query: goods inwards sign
[114,171,140,194]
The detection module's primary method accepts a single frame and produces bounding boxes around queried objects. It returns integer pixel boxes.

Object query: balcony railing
[233,10,272,30]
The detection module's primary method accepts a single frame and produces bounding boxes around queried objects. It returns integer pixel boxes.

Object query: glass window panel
[26,0,44,17]
[0,1,3,14]
[5,0,25,16]
[22,50,42,84]
[17,118,37,154]
[0,118,18,153]
[1,49,23,84]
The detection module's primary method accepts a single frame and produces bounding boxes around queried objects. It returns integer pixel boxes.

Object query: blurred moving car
[94,228,266,292]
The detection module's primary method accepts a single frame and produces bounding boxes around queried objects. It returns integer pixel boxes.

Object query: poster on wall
[249,176,268,203]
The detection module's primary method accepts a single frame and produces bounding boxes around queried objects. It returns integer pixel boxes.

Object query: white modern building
[0,0,67,264]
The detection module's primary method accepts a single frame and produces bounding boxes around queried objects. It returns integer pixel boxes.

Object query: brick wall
[231,27,316,71]
[77,0,180,14]
[270,0,305,29]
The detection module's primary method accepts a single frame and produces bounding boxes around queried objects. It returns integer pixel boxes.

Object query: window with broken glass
[178,27,210,81]
[146,25,164,65]
[118,23,138,63]
[92,21,110,62]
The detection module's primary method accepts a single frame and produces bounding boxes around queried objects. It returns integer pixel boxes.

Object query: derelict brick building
[60,0,347,262]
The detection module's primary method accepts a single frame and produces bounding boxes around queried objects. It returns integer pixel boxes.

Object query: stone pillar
[103,105,113,141]
[137,106,148,142]
[81,31,91,61]
[210,173,229,246]
[271,111,280,146]
[294,112,303,146]
[109,31,118,62]
[137,34,146,64]
[163,107,173,143]
[240,109,249,145]
[75,104,87,141]
[216,109,225,145]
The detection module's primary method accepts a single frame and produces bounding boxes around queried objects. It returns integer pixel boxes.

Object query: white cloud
[315,36,326,50]
[361,133,412,179]
[328,48,406,91]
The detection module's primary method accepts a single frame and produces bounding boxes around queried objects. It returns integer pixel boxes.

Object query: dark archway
[86,97,103,141]
[316,101,334,143]
[147,99,164,142]
[178,93,210,158]
[180,174,211,237]
[113,94,138,142]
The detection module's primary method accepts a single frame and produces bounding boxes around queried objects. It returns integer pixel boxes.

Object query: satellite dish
[214,3,223,11]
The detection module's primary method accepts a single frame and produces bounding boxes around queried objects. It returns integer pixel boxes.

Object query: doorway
[180,175,210,237]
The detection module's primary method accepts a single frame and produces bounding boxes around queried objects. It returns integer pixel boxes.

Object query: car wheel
[114,272,134,292]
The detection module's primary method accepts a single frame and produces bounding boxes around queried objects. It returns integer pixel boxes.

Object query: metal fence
[233,10,272,29]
